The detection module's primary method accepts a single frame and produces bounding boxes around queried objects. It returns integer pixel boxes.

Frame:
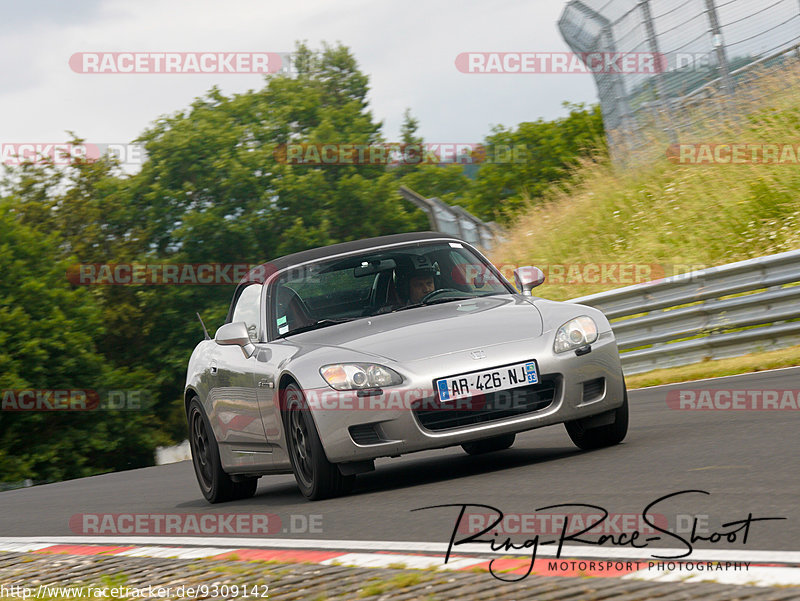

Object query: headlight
[320,363,403,390]
[554,316,598,353]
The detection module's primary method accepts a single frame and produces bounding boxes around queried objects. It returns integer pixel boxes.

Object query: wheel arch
[276,370,337,461]
[276,371,299,440]
[184,386,200,415]
[278,372,298,395]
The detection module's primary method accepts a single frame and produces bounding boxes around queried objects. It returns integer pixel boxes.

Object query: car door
[210,282,271,470]
[253,283,300,469]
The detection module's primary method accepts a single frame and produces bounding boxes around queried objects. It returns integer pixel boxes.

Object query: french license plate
[435,360,538,403]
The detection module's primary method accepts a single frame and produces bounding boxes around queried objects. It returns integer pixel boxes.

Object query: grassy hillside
[492,70,800,301]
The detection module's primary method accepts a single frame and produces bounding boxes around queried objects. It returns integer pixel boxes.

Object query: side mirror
[513,266,545,296]
[215,322,255,358]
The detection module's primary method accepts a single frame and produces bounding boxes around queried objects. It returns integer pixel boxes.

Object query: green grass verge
[492,68,800,303]
[488,66,800,390]
[626,344,800,389]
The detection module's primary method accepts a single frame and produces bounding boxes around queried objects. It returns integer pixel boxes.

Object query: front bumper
[308,330,625,463]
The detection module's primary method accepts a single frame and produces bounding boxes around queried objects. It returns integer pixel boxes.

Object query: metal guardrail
[399,186,504,251]
[568,249,800,375]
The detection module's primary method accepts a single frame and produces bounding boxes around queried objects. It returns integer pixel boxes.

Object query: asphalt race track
[2,368,798,556]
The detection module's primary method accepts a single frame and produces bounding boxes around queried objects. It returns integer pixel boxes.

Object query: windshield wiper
[278,318,356,338]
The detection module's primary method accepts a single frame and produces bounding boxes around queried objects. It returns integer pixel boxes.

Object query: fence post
[599,22,638,162]
[639,0,678,144]
[704,0,735,95]
[559,0,636,164]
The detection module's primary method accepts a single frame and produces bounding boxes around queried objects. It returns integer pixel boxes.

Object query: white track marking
[0,543,56,553]
[2,537,798,587]
[115,546,233,559]
[320,552,485,570]
[626,566,800,587]
[1,537,798,565]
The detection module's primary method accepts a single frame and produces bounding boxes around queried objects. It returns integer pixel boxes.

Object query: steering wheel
[420,288,462,304]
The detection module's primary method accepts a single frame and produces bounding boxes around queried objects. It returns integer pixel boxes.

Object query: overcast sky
[0,0,598,154]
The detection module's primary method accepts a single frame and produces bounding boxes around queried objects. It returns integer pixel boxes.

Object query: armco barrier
[568,249,800,375]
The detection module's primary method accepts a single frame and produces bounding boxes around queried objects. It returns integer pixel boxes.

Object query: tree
[0,203,168,483]
[392,108,473,211]
[467,102,606,221]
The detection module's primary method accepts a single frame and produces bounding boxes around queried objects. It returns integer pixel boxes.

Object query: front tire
[282,383,355,500]
[188,397,258,503]
[565,385,629,450]
[462,433,516,455]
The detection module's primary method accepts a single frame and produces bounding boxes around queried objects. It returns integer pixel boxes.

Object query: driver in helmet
[397,257,439,306]
[407,267,436,304]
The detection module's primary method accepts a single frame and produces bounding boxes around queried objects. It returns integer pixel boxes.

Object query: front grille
[412,376,559,432]
[582,378,605,402]
[349,423,386,445]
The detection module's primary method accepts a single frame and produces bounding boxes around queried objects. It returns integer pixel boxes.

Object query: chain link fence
[558,0,800,163]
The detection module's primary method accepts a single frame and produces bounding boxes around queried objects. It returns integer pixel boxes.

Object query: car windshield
[271,241,513,337]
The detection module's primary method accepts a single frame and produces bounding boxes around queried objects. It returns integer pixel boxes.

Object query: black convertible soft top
[224,231,464,324]
[242,231,460,285]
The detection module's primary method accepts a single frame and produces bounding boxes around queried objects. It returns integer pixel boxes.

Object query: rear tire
[565,385,629,451]
[462,433,516,455]
[188,397,259,503]
[282,383,355,500]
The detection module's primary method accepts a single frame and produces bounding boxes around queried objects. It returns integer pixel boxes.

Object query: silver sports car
[185,232,628,502]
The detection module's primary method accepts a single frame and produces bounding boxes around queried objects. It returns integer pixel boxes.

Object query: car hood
[285,294,543,363]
